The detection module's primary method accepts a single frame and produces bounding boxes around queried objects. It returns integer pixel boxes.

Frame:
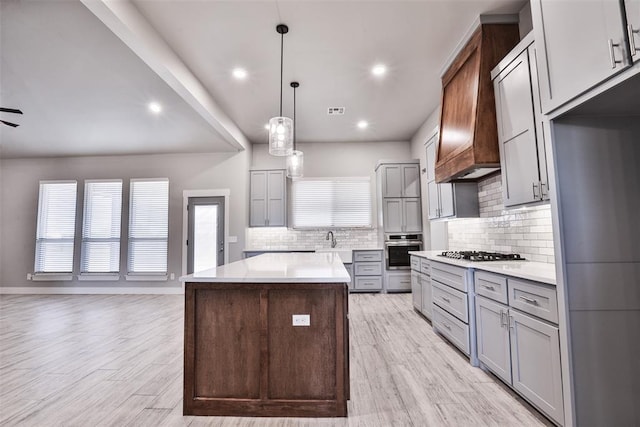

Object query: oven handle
[384,241,423,246]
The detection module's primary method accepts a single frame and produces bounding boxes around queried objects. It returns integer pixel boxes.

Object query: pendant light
[287,81,304,178]
[269,24,294,156]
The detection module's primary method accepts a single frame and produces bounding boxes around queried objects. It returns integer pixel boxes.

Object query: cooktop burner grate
[439,251,525,261]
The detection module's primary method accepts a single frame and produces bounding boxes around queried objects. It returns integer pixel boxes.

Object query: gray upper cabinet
[249,170,286,227]
[628,0,640,63]
[425,133,479,220]
[493,37,549,207]
[383,198,421,233]
[381,164,420,198]
[531,0,631,113]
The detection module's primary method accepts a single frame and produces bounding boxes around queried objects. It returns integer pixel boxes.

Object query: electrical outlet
[292,314,310,327]
[170,273,175,280]
[27,273,32,281]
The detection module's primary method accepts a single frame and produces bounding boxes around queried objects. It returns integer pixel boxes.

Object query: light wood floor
[0,293,552,426]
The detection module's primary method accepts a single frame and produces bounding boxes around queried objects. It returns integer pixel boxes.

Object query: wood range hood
[435,19,520,183]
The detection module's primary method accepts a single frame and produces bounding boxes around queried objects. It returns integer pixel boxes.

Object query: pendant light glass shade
[286,150,304,178]
[269,116,294,156]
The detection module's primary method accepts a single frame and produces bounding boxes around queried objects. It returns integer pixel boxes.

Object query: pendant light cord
[279,32,284,117]
[293,85,296,150]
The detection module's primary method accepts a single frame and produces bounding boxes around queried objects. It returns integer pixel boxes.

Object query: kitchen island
[180,252,351,417]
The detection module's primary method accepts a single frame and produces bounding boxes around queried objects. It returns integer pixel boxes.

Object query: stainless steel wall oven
[384,234,423,270]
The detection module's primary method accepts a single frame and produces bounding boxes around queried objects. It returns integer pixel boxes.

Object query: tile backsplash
[245,227,380,251]
[447,174,555,264]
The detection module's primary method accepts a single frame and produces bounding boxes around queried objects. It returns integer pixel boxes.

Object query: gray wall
[0,149,251,289]
[252,140,413,230]
[410,106,448,250]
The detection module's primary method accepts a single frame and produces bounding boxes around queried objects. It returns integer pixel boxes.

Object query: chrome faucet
[326,231,337,248]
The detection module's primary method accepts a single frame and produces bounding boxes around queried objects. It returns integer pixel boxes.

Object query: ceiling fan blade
[0,120,19,128]
[0,107,23,115]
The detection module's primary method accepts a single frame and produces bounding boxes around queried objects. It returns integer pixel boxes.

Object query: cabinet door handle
[629,25,639,56]
[519,295,539,306]
[532,182,540,199]
[540,182,549,199]
[608,39,623,68]
[500,310,507,328]
[509,315,515,330]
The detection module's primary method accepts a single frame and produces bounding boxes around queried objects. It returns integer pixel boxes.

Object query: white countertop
[180,252,351,283]
[409,250,557,285]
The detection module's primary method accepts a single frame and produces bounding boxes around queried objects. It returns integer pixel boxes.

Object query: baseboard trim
[0,286,184,295]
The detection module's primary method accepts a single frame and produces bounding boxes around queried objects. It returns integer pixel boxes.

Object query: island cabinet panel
[184,282,348,418]
[194,289,261,399]
[268,289,336,400]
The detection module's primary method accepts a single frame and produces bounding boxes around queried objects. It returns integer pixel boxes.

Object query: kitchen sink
[315,248,352,263]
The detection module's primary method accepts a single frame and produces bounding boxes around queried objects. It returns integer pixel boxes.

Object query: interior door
[187,197,225,274]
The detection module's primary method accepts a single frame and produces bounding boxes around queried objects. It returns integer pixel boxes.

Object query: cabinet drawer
[432,304,470,355]
[386,274,412,291]
[354,276,382,291]
[508,278,558,324]
[410,256,421,271]
[420,259,430,276]
[432,280,468,323]
[354,251,382,262]
[475,271,508,304]
[431,262,467,292]
[354,262,382,276]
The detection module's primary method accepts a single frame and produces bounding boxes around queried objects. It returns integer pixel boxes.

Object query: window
[128,179,169,274]
[80,180,123,273]
[34,181,77,273]
[291,177,372,228]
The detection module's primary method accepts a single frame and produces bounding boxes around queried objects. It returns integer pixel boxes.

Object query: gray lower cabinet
[492,35,549,207]
[475,272,564,425]
[352,250,383,292]
[411,270,422,311]
[249,170,286,227]
[410,256,432,320]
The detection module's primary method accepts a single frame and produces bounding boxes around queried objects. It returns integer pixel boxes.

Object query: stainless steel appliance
[384,234,423,270]
[438,251,525,261]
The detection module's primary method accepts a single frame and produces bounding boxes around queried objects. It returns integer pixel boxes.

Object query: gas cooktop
[439,251,525,262]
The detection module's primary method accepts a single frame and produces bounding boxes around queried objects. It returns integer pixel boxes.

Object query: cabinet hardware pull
[509,315,515,329]
[519,295,539,305]
[540,182,549,199]
[629,25,639,56]
[441,296,451,303]
[500,311,507,328]
[608,39,623,68]
[532,182,540,199]
[443,323,451,331]
[482,284,495,291]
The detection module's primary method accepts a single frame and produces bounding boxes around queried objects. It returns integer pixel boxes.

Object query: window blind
[34,181,77,273]
[292,177,372,228]
[80,180,123,273]
[127,179,169,274]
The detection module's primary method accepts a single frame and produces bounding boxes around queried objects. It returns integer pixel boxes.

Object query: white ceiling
[0,0,526,159]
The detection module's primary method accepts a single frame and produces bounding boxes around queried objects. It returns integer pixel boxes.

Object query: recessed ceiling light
[148,102,162,114]
[357,120,369,129]
[232,68,248,80]
[371,64,387,77]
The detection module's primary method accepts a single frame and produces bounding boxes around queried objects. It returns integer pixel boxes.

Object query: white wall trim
[0,286,184,295]
[182,189,231,284]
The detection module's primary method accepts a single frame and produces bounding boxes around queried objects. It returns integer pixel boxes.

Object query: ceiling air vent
[327,107,345,115]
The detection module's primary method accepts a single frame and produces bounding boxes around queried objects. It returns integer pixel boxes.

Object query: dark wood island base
[183,281,349,418]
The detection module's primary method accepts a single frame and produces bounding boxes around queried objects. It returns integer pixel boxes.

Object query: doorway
[186,197,225,274]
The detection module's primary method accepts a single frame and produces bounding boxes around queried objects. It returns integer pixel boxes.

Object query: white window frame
[291,177,373,229]
[33,180,78,280]
[78,179,123,279]
[125,178,169,280]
